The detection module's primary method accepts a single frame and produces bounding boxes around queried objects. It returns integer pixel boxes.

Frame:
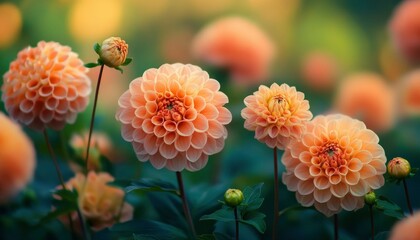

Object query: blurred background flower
[0,113,35,204]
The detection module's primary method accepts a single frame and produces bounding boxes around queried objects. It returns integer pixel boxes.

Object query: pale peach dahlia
[241,83,312,149]
[58,171,133,231]
[282,114,387,217]
[116,63,232,171]
[2,41,91,131]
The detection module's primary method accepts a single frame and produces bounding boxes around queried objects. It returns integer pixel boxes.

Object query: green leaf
[94,43,101,54]
[278,205,309,216]
[240,211,266,234]
[115,66,124,73]
[374,231,390,240]
[97,58,104,65]
[121,58,132,66]
[200,207,235,223]
[99,154,114,174]
[239,183,264,212]
[111,220,188,239]
[375,196,405,219]
[38,204,76,225]
[113,178,179,195]
[196,234,216,240]
[84,62,100,68]
[53,189,78,203]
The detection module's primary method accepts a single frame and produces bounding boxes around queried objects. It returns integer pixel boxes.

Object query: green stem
[234,206,239,240]
[43,130,90,240]
[334,214,338,240]
[84,64,104,173]
[272,147,279,240]
[176,171,196,239]
[369,205,374,240]
[402,178,413,215]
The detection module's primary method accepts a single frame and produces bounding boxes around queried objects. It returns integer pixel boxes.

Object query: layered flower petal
[282,114,386,217]
[2,41,91,131]
[116,63,232,171]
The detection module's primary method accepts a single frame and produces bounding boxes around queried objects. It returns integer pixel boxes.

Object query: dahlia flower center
[157,96,186,122]
[268,94,290,116]
[318,142,347,173]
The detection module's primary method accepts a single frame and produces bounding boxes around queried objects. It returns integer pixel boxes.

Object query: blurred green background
[0,0,419,239]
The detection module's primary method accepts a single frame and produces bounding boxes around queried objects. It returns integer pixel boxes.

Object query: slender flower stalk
[234,207,239,240]
[84,64,104,173]
[369,205,374,240]
[402,179,414,215]
[43,130,90,240]
[334,214,338,240]
[176,171,196,238]
[272,148,279,240]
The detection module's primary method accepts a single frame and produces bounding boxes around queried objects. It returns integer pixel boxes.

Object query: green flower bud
[387,157,411,179]
[224,189,244,207]
[364,191,376,206]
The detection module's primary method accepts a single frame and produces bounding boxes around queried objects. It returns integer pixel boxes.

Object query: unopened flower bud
[364,191,376,206]
[99,37,128,68]
[224,189,244,207]
[387,157,411,179]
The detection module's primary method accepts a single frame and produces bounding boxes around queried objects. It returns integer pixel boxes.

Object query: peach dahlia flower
[397,70,420,117]
[192,17,275,86]
[241,83,313,149]
[0,113,35,204]
[116,63,232,171]
[334,73,395,133]
[389,0,420,64]
[69,131,115,172]
[58,171,133,231]
[282,114,387,217]
[389,211,420,240]
[2,41,91,131]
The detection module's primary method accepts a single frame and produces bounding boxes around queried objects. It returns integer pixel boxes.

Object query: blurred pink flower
[282,114,387,217]
[241,83,312,149]
[58,171,133,232]
[301,52,338,91]
[116,63,232,171]
[2,41,91,131]
[389,0,420,63]
[69,131,115,172]
[0,113,35,204]
[333,73,396,133]
[192,17,275,86]
[397,70,420,117]
[390,211,420,240]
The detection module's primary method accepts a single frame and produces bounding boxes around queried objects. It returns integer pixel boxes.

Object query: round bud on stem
[364,191,377,206]
[99,37,128,68]
[387,157,411,179]
[224,189,244,207]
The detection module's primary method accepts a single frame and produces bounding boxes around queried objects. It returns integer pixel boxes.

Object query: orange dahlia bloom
[301,51,338,91]
[0,113,35,204]
[334,73,395,133]
[390,211,420,240]
[69,131,114,172]
[241,83,313,149]
[58,171,133,231]
[2,41,91,131]
[116,63,232,171]
[389,0,420,64]
[192,17,275,86]
[282,114,387,217]
[397,70,420,116]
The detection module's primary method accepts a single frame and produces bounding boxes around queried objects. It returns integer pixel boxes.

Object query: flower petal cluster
[59,171,133,231]
[282,114,387,217]
[116,63,232,171]
[389,211,420,240]
[0,113,35,204]
[2,41,91,131]
[241,83,312,149]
